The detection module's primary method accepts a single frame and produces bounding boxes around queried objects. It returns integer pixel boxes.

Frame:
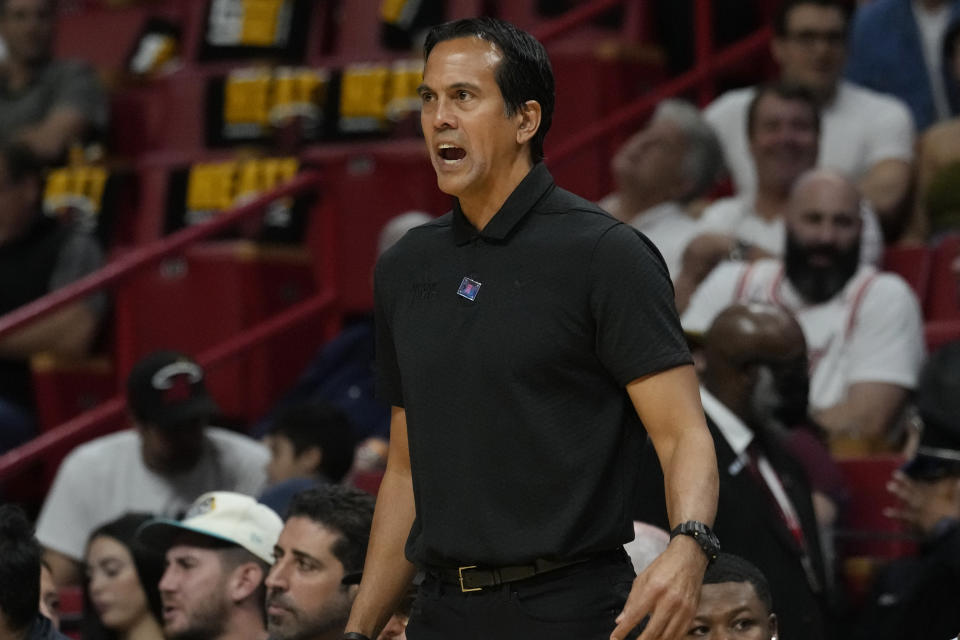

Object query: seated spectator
[906,21,960,243]
[705,0,915,237]
[254,212,434,471]
[82,513,164,640]
[138,491,282,640]
[36,350,269,587]
[636,303,829,640]
[265,485,375,640]
[683,169,925,449]
[38,562,58,630]
[0,0,107,162]
[259,402,358,516]
[676,83,883,310]
[597,98,724,278]
[687,553,778,640]
[0,142,103,451]
[855,340,960,640]
[846,0,960,132]
[0,504,69,639]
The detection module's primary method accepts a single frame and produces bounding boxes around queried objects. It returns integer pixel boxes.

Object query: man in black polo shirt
[343,17,719,640]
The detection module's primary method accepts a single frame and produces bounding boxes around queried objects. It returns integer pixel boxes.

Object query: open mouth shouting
[437,143,467,164]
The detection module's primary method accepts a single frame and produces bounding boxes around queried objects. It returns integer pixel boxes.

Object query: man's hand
[611,535,707,640]
[884,470,960,535]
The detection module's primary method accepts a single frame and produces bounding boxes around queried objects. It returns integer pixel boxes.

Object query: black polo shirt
[375,163,691,569]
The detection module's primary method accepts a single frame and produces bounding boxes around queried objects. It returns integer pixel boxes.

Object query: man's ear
[228,563,264,604]
[769,613,779,640]
[516,100,542,146]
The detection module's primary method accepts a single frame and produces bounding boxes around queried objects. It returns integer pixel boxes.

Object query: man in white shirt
[598,98,724,278]
[675,84,883,311]
[35,350,270,586]
[705,0,915,236]
[683,169,925,447]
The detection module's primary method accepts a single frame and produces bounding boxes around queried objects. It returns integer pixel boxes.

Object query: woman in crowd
[82,513,164,640]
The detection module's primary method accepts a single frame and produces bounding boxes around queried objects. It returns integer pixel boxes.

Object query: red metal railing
[0,170,333,478]
[0,0,771,482]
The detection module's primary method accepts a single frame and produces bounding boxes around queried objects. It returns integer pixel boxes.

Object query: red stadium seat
[835,456,916,559]
[882,245,932,308]
[925,232,960,321]
[31,355,116,434]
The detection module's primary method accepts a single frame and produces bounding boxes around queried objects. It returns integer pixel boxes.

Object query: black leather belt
[434,556,597,592]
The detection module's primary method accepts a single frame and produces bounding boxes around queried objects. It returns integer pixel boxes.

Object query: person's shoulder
[704,86,755,121]
[205,426,269,457]
[837,81,913,120]
[45,58,98,77]
[377,212,450,264]
[59,430,138,470]
[700,196,745,221]
[863,268,921,305]
[851,0,900,25]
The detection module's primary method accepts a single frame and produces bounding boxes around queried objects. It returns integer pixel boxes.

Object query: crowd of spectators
[4,1,960,640]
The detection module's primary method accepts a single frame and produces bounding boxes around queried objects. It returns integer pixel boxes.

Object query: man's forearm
[661,424,719,528]
[344,465,417,637]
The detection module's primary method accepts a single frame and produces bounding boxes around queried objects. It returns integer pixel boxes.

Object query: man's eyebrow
[417,82,483,95]
[291,549,321,564]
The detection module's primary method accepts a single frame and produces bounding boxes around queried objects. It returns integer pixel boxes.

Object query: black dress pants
[407,551,639,639]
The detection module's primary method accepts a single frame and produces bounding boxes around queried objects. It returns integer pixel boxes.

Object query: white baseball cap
[138,491,282,564]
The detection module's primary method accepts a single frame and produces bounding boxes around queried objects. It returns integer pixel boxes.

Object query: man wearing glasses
[704,0,915,238]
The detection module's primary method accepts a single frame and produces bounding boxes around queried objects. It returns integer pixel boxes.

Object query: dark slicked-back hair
[747,82,821,139]
[703,553,774,613]
[269,402,358,483]
[286,486,374,575]
[82,513,165,640]
[773,0,852,37]
[0,504,42,633]
[424,17,555,164]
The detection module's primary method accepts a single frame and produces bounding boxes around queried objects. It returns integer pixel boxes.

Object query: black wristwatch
[670,520,721,563]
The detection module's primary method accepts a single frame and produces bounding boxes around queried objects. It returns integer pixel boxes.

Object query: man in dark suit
[635,302,829,640]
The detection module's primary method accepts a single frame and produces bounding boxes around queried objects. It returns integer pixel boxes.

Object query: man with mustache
[138,491,282,640]
[683,169,925,449]
[637,303,829,640]
[265,486,374,640]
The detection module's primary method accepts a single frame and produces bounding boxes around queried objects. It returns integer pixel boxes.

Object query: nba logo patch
[457,277,482,301]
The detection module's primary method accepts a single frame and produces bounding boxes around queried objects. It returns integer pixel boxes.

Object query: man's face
[138,421,205,474]
[686,581,776,639]
[771,3,847,97]
[0,0,53,65]
[611,116,689,203]
[265,517,355,640]
[749,93,818,194]
[158,545,230,640]
[419,37,529,208]
[784,175,862,303]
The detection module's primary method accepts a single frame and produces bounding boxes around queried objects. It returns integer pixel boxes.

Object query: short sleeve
[845,275,925,388]
[589,223,691,386]
[680,261,746,335]
[51,61,109,130]
[35,446,100,560]
[50,227,106,317]
[373,254,404,407]
[863,96,915,165]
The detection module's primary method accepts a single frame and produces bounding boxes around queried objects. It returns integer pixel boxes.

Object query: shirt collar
[451,162,554,245]
[699,386,754,456]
